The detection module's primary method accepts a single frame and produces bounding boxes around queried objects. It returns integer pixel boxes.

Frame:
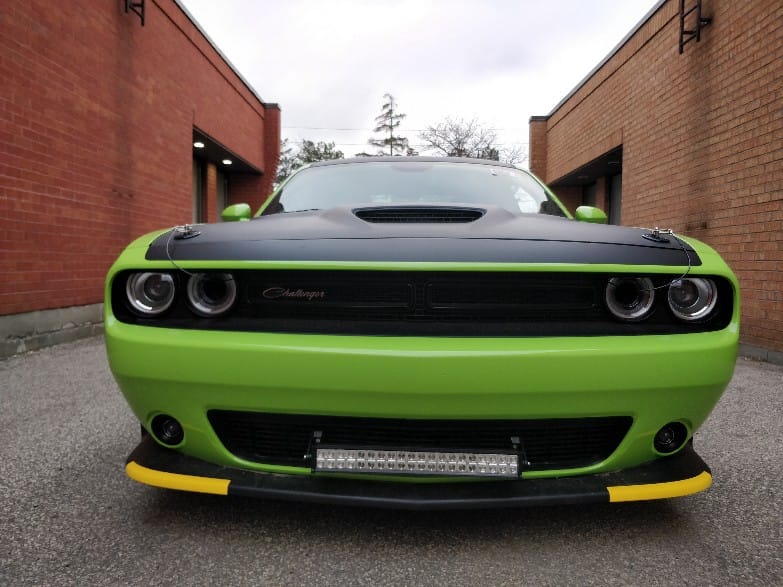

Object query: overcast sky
[180,0,659,165]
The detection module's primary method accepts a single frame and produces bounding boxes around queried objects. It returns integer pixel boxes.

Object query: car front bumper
[106,319,738,478]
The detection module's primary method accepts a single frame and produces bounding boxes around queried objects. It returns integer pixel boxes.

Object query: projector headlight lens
[668,278,717,321]
[186,273,237,317]
[605,277,655,321]
[126,272,175,316]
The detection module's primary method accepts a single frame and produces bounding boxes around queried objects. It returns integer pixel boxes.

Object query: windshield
[261,161,566,217]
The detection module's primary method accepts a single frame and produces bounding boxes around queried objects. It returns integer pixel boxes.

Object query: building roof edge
[533,0,668,121]
[173,0,273,109]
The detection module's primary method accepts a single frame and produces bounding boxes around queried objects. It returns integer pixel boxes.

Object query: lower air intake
[208,412,632,471]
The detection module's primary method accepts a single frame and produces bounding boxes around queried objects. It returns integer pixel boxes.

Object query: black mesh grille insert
[354,206,485,223]
[208,411,632,471]
[241,271,602,326]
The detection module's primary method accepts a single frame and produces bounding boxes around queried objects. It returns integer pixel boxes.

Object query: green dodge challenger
[105,157,739,508]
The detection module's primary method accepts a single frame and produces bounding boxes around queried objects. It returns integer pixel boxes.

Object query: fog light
[151,414,184,446]
[654,422,688,454]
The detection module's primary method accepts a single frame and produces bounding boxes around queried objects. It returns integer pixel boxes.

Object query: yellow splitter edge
[606,471,711,502]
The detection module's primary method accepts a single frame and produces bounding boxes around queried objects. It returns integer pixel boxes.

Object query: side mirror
[574,206,607,224]
[221,203,252,222]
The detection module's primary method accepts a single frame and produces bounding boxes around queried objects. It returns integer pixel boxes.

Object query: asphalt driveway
[1,336,781,586]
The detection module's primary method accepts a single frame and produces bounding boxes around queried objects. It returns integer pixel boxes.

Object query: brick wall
[0,0,280,315]
[204,163,218,224]
[552,187,582,215]
[530,0,783,352]
[230,174,267,211]
[261,105,281,198]
[528,117,548,180]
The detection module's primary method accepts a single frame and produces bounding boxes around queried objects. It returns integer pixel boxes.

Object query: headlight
[605,277,655,321]
[186,273,237,317]
[126,272,175,316]
[668,278,717,321]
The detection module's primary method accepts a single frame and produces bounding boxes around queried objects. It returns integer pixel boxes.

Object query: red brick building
[1,0,280,355]
[530,0,782,360]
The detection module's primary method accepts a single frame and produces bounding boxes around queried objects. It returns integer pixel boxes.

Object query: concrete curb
[738,343,783,366]
[1,304,104,359]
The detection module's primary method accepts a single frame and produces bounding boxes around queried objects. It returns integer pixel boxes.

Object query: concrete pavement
[1,336,781,586]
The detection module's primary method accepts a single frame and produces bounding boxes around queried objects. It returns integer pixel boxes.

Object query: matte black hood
[146,205,699,266]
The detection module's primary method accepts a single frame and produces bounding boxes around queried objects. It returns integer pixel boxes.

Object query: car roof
[309,156,520,169]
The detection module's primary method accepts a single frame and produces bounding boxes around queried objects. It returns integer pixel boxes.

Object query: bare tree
[500,144,528,167]
[419,118,526,165]
[368,94,409,156]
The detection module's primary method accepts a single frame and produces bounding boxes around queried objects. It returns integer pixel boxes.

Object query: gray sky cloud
[180,0,658,162]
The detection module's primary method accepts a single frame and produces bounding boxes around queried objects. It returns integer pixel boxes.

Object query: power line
[282,126,531,133]
[314,142,529,148]
[283,126,423,132]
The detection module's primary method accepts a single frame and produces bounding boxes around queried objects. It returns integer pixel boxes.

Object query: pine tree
[368,94,409,156]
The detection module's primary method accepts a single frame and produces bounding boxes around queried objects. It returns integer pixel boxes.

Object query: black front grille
[354,206,485,223]
[112,270,734,336]
[242,271,601,324]
[208,411,632,471]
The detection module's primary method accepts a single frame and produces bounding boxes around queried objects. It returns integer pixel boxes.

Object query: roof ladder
[679,0,712,54]
[124,0,145,27]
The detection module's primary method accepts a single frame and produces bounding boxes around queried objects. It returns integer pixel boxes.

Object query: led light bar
[315,448,519,478]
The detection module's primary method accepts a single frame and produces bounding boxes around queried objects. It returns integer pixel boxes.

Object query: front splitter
[126,437,711,510]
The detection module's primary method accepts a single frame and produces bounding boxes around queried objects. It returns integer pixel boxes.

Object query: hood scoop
[353,206,486,224]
